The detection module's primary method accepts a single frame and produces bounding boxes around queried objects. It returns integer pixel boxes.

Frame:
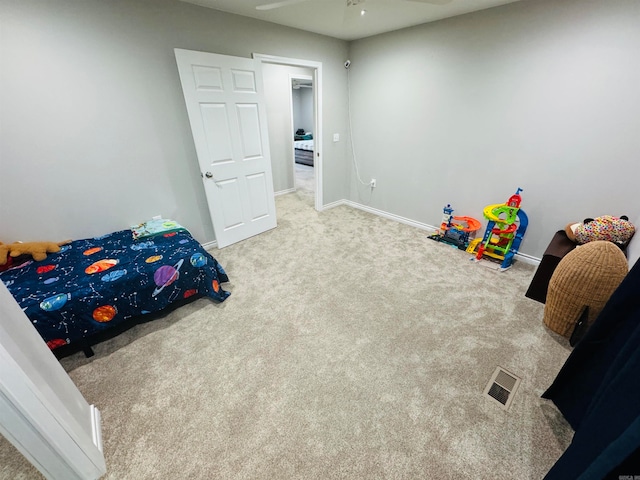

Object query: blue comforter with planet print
[0,228,229,352]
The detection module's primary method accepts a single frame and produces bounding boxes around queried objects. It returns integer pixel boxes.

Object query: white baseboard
[202,241,218,251]
[320,199,348,211]
[344,200,439,233]
[275,188,295,196]
[512,252,540,266]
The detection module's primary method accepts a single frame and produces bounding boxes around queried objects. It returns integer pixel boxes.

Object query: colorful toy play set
[467,188,528,271]
[430,188,528,271]
[428,204,482,250]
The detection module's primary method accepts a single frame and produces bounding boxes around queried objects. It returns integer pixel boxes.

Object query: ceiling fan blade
[403,0,453,5]
[256,0,313,10]
[343,0,365,28]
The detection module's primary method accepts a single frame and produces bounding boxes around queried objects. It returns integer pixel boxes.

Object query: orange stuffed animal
[0,240,71,265]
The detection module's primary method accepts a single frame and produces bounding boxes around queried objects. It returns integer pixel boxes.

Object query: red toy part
[507,187,523,208]
[0,256,13,272]
[492,223,518,235]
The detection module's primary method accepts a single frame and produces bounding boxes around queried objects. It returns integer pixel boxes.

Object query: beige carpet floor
[295,163,314,196]
[0,186,574,479]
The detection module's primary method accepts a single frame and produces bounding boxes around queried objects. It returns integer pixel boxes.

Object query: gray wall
[4,0,639,259]
[348,0,640,258]
[293,88,314,135]
[0,0,349,245]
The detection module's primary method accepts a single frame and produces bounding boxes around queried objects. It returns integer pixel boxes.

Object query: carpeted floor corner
[0,184,574,479]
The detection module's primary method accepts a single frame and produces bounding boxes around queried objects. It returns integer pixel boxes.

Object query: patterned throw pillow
[574,215,636,245]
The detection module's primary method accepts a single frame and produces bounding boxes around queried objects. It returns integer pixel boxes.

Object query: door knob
[205,172,213,178]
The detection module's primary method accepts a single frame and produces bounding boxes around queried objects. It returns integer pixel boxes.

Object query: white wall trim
[275,187,296,197]
[512,252,541,266]
[319,199,346,211]
[344,200,439,233]
[202,241,218,251]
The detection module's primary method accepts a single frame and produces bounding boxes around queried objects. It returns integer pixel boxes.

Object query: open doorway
[291,74,315,202]
[253,53,323,211]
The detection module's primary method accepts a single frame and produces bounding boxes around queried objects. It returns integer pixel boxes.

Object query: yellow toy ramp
[484,203,519,224]
[466,238,482,254]
[483,203,506,222]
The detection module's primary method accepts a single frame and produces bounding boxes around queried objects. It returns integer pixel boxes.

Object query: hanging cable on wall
[345,59,372,187]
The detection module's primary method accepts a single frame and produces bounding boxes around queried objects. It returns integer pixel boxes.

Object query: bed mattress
[0,228,230,352]
[294,139,314,151]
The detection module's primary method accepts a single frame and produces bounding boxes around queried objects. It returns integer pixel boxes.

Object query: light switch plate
[333,133,340,142]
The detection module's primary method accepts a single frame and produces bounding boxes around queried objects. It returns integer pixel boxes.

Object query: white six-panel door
[0,283,106,480]
[175,49,277,248]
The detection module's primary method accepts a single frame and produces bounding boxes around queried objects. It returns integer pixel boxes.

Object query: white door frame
[289,72,313,192]
[253,53,323,211]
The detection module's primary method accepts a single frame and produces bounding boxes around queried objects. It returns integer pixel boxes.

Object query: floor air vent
[483,366,522,411]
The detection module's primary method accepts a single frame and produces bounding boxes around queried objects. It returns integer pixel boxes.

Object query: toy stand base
[427,233,468,251]
[471,256,513,272]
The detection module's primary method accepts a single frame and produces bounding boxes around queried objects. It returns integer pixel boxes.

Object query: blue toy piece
[500,208,528,269]
[440,204,455,234]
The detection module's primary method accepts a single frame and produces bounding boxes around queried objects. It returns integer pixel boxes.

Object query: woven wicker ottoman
[543,241,628,338]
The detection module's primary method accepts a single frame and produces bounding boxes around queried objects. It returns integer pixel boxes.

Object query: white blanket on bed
[294,139,314,151]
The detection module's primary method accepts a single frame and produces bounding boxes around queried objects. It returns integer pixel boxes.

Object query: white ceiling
[179,0,522,41]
